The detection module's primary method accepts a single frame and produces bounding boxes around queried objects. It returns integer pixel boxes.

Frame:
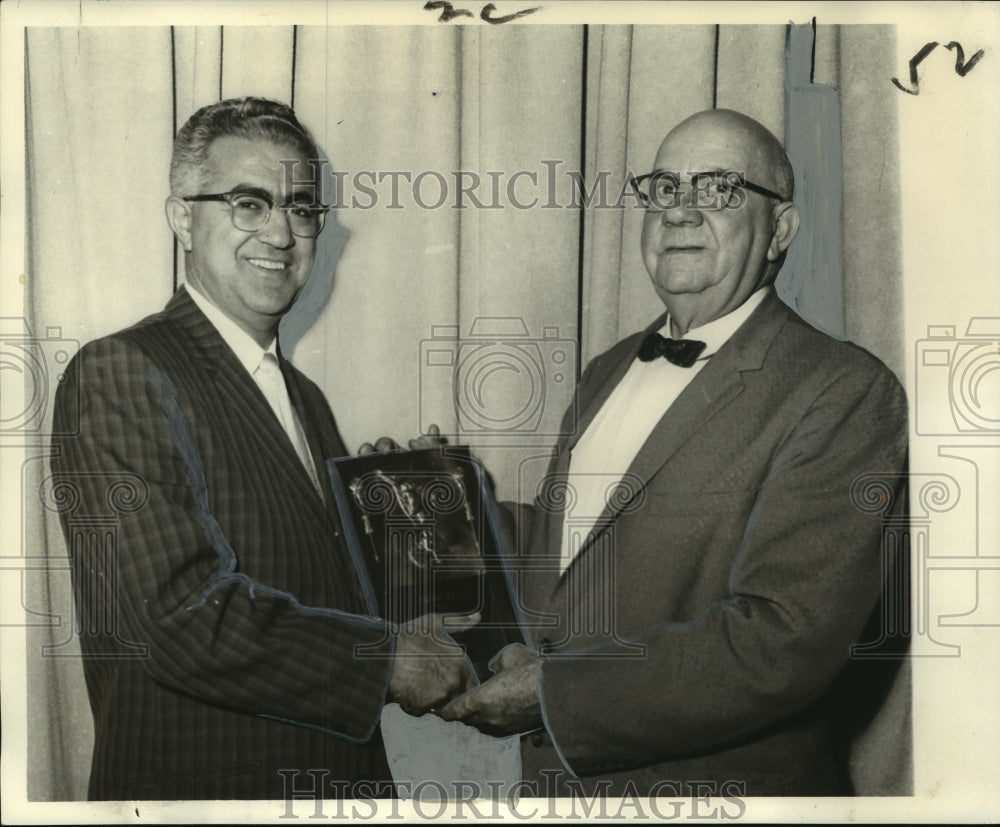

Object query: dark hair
[169,97,318,196]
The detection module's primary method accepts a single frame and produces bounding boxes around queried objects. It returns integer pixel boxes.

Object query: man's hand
[439,643,543,735]
[388,612,480,716]
[358,423,446,454]
[406,423,446,451]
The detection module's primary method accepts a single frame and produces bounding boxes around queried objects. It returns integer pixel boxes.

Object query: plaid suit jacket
[51,287,396,800]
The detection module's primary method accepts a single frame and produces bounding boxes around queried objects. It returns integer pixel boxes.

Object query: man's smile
[245,257,289,271]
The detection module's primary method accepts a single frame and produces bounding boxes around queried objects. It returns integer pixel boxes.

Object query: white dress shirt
[186,284,322,496]
[559,287,770,572]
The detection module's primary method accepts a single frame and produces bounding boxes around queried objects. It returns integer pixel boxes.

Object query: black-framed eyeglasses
[629,170,786,211]
[184,189,330,238]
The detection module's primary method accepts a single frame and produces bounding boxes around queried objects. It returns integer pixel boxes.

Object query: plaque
[327,447,525,680]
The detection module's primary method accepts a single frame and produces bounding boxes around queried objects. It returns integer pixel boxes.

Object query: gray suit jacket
[516,291,909,796]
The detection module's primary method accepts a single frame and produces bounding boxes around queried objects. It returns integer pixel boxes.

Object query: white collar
[184,283,278,375]
[661,287,771,359]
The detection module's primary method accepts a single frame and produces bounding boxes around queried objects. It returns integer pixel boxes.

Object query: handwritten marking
[480,2,540,24]
[892,41,985,95]
[423,1,540,24]
[423,1,474,22]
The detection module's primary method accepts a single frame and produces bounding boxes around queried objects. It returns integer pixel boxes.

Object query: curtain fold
[172,26,224,134]
[292,25,466,461]
[25,28,175,341]
[716,25,786,141]
[579,25,632,364]
[23,22,902,800]
[25,27,177,802]
[453,25,583,501]
[838,25,904,379]
[219,26,294,104]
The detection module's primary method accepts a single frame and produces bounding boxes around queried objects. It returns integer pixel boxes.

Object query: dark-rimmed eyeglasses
[630,170,786,211]
[183,189,330,238]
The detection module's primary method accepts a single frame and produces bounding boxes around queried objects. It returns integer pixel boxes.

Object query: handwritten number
[424,1,474,22]
[424,1,541,24]
[480,3,540,24]
[892,41,985,95]
[945,41,986,76]
[891,42,940,95]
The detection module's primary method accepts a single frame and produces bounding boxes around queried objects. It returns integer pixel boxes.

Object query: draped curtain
[22,22,902,800]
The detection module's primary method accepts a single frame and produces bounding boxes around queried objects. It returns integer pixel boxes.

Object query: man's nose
[255,207,295,248]
[661,187,705,226]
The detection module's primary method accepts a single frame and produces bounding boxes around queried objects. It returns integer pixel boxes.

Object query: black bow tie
[636,332,707,367]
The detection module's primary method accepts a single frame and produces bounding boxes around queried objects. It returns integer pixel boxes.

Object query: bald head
[659,109,794,201]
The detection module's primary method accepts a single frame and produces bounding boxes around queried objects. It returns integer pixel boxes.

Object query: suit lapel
[282,362,341,514]
[164,288,329,514]
[560,292,793,576]
[522,444,572,617]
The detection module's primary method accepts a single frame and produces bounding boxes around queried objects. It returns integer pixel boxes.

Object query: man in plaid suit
[50,98,474,800]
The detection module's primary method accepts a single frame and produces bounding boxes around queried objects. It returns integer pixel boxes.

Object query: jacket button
[529,732,545,747]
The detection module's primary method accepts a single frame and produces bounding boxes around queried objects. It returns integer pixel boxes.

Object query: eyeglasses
[183,189,330,238]
[630,170,786,211]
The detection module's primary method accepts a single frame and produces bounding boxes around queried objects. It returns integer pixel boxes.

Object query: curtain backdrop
[23,22,903,800]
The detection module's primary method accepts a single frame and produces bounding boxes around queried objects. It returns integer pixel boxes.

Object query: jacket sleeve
[50,336,395,742]
[538,362,909,775]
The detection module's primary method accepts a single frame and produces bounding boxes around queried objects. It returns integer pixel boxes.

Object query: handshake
[387,612,543,736]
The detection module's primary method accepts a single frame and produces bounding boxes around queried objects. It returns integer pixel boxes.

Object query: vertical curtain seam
[616,26,634,345]
[24,28,34,322]
[56,33,81,314]
[455,27,467,334]
[218,26,224,100]
[810,16,817,84]
[712,24,720,108]
[290,25,298,110]
[170,26,178,292]
[575,24,589,386]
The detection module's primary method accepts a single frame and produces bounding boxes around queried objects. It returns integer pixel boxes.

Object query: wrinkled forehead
[651,121,770,182]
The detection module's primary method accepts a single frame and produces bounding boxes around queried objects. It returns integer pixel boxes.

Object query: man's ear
[767,202,800,262]
[165,196,193,252]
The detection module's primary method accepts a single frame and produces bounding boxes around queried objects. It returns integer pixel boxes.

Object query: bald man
[442,110,909,796]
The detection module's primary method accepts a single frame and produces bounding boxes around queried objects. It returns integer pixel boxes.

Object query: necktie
[636,332,707,367]
[254,353,322,496]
